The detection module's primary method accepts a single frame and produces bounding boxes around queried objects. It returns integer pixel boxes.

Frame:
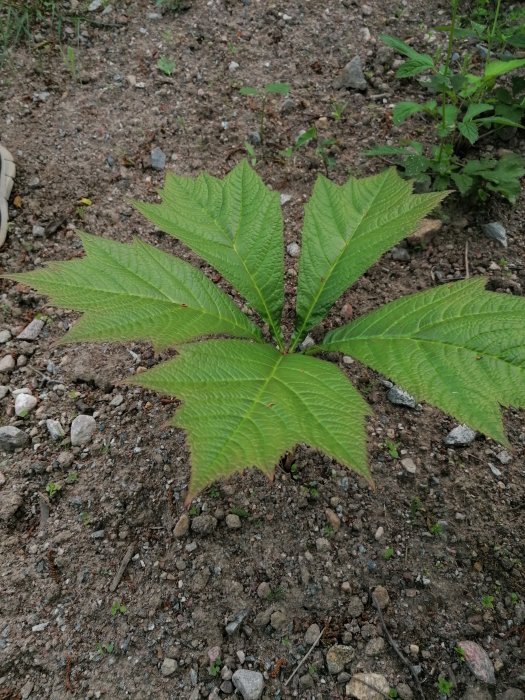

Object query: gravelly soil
[0,1,524,699]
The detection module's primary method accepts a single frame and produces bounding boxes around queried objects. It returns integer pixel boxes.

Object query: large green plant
[9,163,525,500]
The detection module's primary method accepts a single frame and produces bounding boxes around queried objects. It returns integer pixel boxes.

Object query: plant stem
[437,0,460,167]
[486,0,502,66]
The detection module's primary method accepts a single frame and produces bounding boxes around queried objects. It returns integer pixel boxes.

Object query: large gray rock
[232,669,264,700]
[0,426,29,451]
[445,424,476,446]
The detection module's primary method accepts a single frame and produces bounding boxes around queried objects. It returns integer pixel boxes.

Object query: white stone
[286,242,300,257]
[160,657,177,676]
[346,673,390,699]
[232,670,264,700]
[15,393,38,417]
[70,415,96,446]
[17,319,45,340]
[46,419,65,441]
[0,355,15,373]
[0,330,11,343]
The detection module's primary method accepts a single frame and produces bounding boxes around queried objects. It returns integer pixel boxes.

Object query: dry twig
[284,618,330,687]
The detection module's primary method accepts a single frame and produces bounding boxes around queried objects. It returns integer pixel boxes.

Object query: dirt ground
[0,1,524,698]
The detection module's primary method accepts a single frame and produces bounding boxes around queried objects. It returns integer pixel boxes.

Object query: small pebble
[401,457,416,475]
[14,393,37,417]
[304,623,321,645]
[387,385,416,408]
[17,319,45,340]
[286,242,300,257]
[374,526,384,540]
[232,669,264,700]
[0,330,11,343]
[372,585,390,610]
[174,513,190,538]
[150,146,166,171]
[191,514,218,536]
[0,355,15,373]
[226,513,241,529]
[482,222,507,248]
[445,424,476,446]
[160,657,178,676]
[0,426,29,451]
[70,415,96,446]
[46,419,65,441]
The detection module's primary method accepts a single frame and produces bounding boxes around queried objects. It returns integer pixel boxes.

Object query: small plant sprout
[208,657,222,677]
[240,82,290,144]
[481,594,494,609]
[66,471,78,484]
[111,600,127,616]
[331,100,348,121]
[455,644,466,660]
[9,162,525,503]
[383,546,395,561]
[46,482,62,500]
[430,522,445,536]
[437,676,454,696]
[510,592,519,605]
[244,141,257,167]
[385,438,400,459]
[157,56,176,76]
[230,506,250,519]
[96,641,115,655]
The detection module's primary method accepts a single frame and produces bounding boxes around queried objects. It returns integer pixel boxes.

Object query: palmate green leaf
[8,233,260,348]
[320,278,525,443]
[293,168,446,347]
[134,160,285,346]
[130,340,370,498]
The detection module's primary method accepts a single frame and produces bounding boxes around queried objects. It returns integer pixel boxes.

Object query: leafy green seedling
[481,594,494,609]
[66,471,78,484]
[455,645,466,660]
[383,546,395,561]
[46,482,62,500]
[331,100,348,122]
[208,657,221,677]
[430,522,444,536]
[9,162,525,502]
[230,506,250,519]
[96,641,114,655]
[437,677,453,696]
[240,82,290,143]
[385,439,399,459]
[267,586,285,602]
[510,592,519,605]
[111,600,127,616]
[157,56,176,76]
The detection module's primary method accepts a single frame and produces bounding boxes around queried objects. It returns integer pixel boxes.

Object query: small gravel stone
[365,637,385,656]
[109,394,124,407]
[70,415,97,446]
[232,669,264,700]
[228,61,239,72]
[32,224,46,237]
[220,680,234,693]
[396,683,414,700]
[346,672,389,699]
[391,246,411,261]
[305,623,321,645]
[445,424,476,446]
[46,419,65,441]
[496,450,511,464]
[325,507,341,531]
[0,330,11,343]
[0,472,5,487]
[225,608,249,635]
[500,691,525,700]
[333,56,368,91]
[191,514,218,535]
[347,595,364,618]
[326,645,355,674]
[401,457,417,475]
[387,385,416,408]
[226,513,242,529]
[372,585,390,610]
[482,222,507,248]
[14,393,37,417]
[0,426,29,451]
[0,386,8,400]
[374,526,384,540]
[160,657,178,676]
[0,491,23,522]
[248,131,261,146]
[286,242,300,257]
[0,355,15,373]
[280,97,295,114]
[17,319,45,340]
[299,674,314,689]
[174,513,190,538]
[257,581,271,598]
[270,610,288,632]
[316,537,331,552]
[150,146,166,171]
